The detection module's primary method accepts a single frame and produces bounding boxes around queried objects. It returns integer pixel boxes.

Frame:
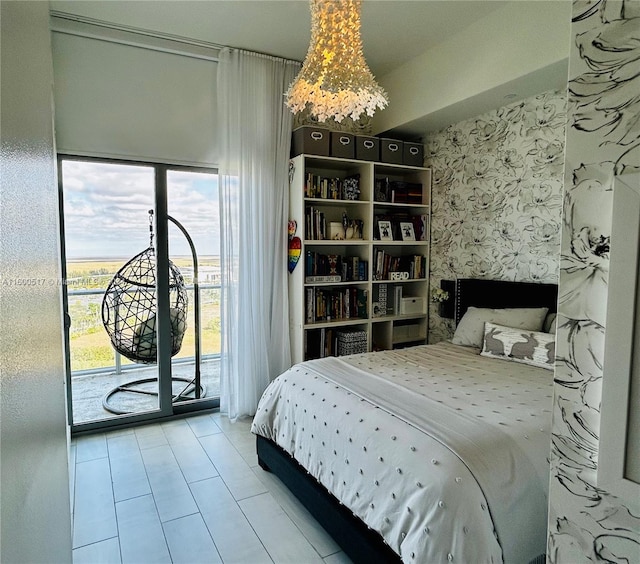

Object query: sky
[61,160,220,259]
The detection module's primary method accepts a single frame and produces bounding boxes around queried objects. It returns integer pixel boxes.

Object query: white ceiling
[50,0,508,77]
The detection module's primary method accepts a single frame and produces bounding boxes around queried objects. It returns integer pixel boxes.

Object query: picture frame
[400,221,416,241]
[378,220,393,241]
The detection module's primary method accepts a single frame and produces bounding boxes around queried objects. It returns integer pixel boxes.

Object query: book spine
[305,275,342,283]
[394,286,403,315]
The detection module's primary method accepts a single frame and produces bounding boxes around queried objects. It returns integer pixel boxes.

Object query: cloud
[61,160,219,259]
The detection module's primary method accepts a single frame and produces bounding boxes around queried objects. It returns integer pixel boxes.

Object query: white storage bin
[399,297,426,315]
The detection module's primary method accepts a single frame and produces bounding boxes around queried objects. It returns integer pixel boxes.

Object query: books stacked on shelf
[305,252,368,283]
[374,177,423,204]
[374,213,428,241]
[305,328,336,360]
[305,173,360,200]
[305,206,326,240]
[373,250,426,280]
[305,287,368,323]
[391,181,423,204]
[306,207,365,241]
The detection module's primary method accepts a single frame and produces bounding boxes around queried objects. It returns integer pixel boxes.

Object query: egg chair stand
[101,376,205,416]
[101,211,204,415]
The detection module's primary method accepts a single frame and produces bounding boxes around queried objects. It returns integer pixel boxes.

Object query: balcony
[68,284,221,424]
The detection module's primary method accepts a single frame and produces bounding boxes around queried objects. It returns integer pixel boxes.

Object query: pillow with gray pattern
[480,322,555,370]
[543,312,557,333]
[452,306,548,348]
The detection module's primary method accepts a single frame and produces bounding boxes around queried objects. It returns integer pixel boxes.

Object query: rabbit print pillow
[481,322,555,370]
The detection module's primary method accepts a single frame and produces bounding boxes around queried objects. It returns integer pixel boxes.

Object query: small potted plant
[431,287,450,318]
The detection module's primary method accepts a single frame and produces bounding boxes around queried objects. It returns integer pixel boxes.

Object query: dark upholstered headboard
[455,278,559,326]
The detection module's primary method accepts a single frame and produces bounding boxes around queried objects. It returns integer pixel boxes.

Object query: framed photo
[378,220,393,241]
[400,221,416,241]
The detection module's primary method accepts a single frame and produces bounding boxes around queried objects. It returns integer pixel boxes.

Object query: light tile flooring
[70,411,353,564]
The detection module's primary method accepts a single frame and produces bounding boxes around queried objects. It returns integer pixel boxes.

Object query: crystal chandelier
[285,0,389,123]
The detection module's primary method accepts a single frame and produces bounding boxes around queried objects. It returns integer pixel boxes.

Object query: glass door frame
[58,155,220,434]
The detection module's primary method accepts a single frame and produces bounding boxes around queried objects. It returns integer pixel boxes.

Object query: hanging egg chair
[99,209,205,416]
[101,249,188,364]
[101,215,188,365]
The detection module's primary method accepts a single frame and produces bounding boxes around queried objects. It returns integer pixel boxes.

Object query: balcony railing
[67,284,221,376]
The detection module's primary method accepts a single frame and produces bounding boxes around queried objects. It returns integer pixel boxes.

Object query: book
[356,289,368,318]
[394,285,403,315]
[305,275,342,283]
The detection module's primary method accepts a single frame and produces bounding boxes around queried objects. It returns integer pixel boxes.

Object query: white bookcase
[288,154,431,364]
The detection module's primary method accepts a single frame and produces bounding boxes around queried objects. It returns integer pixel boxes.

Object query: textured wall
[548,1,640,561]
[0,2,73,562]
[425,90,567,343]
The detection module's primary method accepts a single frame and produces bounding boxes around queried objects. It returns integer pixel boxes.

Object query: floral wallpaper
[424,90,567,343]
[549,1,640,561]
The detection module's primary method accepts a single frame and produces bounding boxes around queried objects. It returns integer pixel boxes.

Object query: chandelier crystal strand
[286,0,389,123]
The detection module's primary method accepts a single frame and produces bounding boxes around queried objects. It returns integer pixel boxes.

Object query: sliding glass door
[166,169,221,410]
[59,157,219,432]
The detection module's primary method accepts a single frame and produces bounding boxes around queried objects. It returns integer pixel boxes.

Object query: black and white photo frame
[378,220,393,241]
[400,221,415,241]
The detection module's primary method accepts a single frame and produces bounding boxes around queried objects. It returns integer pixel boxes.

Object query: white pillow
[452,306,549,348]
[481,322,555,370]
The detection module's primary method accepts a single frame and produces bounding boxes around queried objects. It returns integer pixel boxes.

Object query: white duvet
[251,342,553,563]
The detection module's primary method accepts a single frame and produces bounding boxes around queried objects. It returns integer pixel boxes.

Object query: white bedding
[251,341,553,563]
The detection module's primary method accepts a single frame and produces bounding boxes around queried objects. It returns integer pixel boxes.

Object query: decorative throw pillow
[451,306,549,348]
[481,322,555,370]
[543,312,557,334]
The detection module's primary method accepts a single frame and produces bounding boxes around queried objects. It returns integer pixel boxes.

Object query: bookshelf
[289,154,431,363]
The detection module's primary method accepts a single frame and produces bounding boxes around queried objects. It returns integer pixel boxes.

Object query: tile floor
[70,411,352,564]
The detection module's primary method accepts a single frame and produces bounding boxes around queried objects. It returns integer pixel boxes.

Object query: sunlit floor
[70,413,351,563]
[71,359,220,424]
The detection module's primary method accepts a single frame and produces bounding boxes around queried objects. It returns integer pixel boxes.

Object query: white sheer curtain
[217,48,299,420]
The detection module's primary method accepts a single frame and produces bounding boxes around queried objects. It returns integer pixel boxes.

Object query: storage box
[379,138,404,164]
[403,142,424,167]
[330,132,355,159]
[292,126,330,157]
[399,296,426,315]
[337,329,368,356]
[393,324,423,341]
[355,135,380,161]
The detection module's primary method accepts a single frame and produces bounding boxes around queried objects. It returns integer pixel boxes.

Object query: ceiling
[50,1,569,137]
[50,0,508,77]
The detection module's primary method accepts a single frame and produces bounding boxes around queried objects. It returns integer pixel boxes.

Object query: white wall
[0,2,73,563]
[373,1,571,137]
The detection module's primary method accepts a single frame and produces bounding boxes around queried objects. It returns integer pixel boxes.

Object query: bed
[252,278,558,564]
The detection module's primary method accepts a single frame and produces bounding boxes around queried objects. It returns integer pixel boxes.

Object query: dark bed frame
[256,278,559,564]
